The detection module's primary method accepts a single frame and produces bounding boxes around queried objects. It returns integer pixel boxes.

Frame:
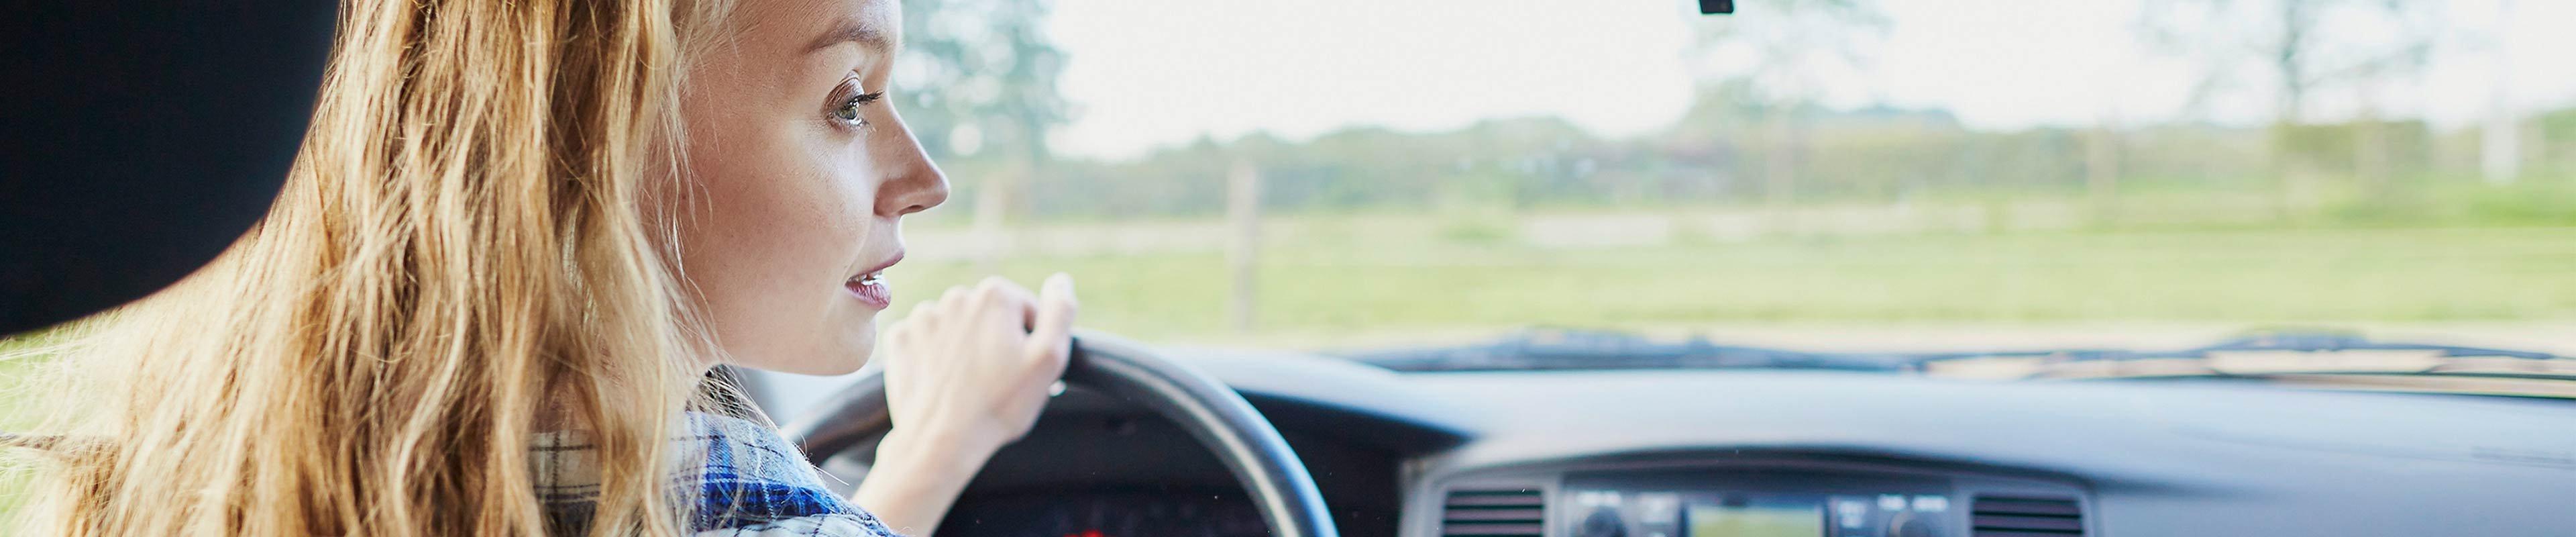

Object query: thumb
[1025,273,1079,360]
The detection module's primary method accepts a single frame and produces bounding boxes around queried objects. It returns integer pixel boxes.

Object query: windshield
[883,0,2574,362]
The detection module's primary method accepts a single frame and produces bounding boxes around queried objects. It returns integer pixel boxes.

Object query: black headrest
[1,3,337,334]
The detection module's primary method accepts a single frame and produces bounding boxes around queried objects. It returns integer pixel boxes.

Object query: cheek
[690,147,860,262]
[672,119,883,367]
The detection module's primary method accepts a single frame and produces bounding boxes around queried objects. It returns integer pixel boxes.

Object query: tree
[1686,0,1890,226]
[896,0,1071,266]
[897,0,1069,162]
[2141,0,2441,211]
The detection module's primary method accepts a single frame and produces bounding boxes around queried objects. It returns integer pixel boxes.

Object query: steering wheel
[784,330,1339,537]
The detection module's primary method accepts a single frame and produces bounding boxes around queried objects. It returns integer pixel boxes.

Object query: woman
[15,0,1059,535]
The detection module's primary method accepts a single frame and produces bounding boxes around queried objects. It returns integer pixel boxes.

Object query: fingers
[1025,273,1079,362]
[914,276,1059,341]
[897,299,938,335]
[877,320,910,364]
[971,275,1038,327]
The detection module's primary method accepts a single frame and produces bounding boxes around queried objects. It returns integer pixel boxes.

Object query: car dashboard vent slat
[1971,495,2085,536]
[1442,488,1546,537]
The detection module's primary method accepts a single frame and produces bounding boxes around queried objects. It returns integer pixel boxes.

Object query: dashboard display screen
[1685,502,1823,537]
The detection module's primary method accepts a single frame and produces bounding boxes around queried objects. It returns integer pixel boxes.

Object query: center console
[1562,469,1964,537]
[1415,456,2092,537]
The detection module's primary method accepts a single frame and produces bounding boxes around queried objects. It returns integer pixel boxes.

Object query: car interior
[7,2,2573,537]
[737,328,2576,537]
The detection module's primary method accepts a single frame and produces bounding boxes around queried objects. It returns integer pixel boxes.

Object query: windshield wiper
[2176,331,2558,359]
[1342,327,1905,372]
[1915,329,2573,381]
[1346,328,2571,380]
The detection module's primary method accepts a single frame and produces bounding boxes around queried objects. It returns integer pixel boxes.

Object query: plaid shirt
[534,413,900,536]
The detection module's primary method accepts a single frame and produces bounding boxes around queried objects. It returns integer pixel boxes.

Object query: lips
[845,252,902,309]
[845,272,890,309]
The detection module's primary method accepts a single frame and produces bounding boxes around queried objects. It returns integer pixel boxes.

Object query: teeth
[856,273,883,285]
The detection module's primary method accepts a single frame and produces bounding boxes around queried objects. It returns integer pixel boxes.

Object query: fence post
[1227,160,1262,333]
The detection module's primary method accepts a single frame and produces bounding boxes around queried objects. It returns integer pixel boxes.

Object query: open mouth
[845,270,892,309]
[845,252,901,309]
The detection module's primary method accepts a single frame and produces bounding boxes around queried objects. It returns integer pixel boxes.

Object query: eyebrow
[807,19,895,56]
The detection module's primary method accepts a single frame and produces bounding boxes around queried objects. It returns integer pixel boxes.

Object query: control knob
[1884,512,1937,537]
[1578,506,1625,537]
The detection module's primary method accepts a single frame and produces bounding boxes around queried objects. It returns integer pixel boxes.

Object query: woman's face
[672,0,947,375]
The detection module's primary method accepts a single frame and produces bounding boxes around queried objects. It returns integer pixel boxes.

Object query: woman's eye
[829,89,884,128]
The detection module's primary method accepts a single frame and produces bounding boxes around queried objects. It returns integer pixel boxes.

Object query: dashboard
[1434,460,2087,537]
[762,346,2576,537]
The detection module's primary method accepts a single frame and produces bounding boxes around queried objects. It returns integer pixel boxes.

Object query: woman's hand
[853,273,1077,536]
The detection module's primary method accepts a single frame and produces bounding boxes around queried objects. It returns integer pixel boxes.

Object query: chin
[788,359,869,377]
[801,315,877,375]
[748,349,870,376]
[729,323,874,376]
[805,324,877,375]
[808,350,871,376]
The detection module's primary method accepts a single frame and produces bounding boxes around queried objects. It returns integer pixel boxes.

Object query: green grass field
[37,224,2573,412]
[5,224,2574,528]
[885,226,2576,341]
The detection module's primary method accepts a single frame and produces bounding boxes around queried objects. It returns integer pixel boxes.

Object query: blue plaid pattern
[534,413,900,536]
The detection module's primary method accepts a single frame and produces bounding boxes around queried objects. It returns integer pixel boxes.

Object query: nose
[875,115,950,217]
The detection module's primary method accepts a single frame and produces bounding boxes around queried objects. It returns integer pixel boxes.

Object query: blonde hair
[13,0,745,534]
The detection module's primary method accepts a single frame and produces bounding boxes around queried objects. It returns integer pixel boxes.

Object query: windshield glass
[882,0,2575,360]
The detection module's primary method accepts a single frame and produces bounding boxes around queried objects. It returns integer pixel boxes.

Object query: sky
[1043,0,2576,160]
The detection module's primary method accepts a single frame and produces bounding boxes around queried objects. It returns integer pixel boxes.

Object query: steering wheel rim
[784,330,1340,537]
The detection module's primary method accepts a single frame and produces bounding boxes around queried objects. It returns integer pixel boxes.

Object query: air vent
[1970,495,2084,536]
[1441,488,1546,537]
